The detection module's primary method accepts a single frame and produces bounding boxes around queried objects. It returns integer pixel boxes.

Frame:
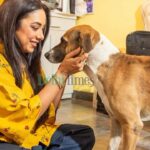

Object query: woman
[0,0,95,149]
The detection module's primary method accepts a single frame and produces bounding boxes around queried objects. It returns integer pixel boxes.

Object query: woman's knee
[71,124,95,149]
[83,125,95,147]
[50,124,95,150]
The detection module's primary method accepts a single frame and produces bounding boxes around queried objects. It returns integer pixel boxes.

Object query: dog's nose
[45,52,49,59]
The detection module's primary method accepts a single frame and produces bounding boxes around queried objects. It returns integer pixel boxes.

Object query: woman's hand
[38,48,88,115]
[57,48,88,77]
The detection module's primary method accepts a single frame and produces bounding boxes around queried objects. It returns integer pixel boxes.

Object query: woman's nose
[37,30,44,41]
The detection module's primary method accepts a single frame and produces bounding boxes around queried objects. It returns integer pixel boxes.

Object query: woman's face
[16,9,46,53]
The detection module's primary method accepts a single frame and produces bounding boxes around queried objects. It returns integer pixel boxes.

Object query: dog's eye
[61,37,67,43]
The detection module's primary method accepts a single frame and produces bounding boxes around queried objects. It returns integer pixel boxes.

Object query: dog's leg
[121,117,143,150]
[108,119,122,150]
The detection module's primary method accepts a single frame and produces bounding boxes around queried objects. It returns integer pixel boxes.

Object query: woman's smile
[15,9,46,53]
[30,41,38,48]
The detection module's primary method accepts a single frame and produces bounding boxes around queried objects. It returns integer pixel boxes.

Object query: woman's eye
[31,26,39,31]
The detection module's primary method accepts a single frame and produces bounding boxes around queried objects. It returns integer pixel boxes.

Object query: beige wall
[74,0,144,93]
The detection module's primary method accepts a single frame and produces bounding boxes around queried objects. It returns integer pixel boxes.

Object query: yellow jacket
[0,44,59,149]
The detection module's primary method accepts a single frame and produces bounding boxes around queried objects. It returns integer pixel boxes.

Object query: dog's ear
[81,33,93,53]
[70,30,80,40]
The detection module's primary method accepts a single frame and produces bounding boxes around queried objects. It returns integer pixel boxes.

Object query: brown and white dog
[45,25,150,150]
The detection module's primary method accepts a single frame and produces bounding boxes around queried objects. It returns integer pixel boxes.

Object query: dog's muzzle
[45,49,65,63]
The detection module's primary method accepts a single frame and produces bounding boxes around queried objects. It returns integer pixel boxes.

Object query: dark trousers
[0,124,95,150]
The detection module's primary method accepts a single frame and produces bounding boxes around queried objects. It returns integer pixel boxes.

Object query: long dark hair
[0,0,50,94]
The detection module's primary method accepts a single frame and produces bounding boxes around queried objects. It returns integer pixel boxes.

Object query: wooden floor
[56,99,150,150]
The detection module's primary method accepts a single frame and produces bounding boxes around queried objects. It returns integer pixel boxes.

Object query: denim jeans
[46,124,95,150]
[0,124,95,150]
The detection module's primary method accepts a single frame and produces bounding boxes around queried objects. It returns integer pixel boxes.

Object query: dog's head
[45,25,100,63]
